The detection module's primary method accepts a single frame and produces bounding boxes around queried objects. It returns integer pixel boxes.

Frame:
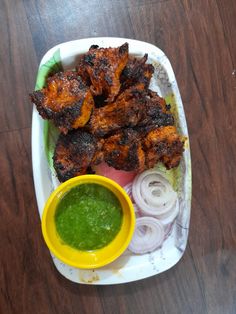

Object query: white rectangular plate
[32,37,192,285]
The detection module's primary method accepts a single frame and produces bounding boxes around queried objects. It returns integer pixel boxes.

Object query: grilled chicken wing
[53,130,104,182]
[103,128,145,171]
[143,126,185,169]
[30,71,94,134]
[89,89,174,137]
[77,43,129,102]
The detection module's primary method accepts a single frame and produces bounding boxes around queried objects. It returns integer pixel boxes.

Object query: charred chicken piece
[103,128,145,171]
[143,126,185,169]
[120,54,154,91]
[53,130,104,182]
[89,88,174,137]
[77,43,129,103]
[30,71,94,134]
[53,125,184,182]
[76,58,91,86]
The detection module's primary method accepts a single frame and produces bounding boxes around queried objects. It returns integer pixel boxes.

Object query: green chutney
[55,184,123,251]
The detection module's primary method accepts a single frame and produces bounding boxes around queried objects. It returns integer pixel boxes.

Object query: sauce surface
[55,184,123,250]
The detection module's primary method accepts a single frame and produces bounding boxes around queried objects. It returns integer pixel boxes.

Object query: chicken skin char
[120,54,154,91]
[103,128,145,171]
[30,71,94,134]
[77,43,129,103]
[53,129,104,182]
[143,126,185,169]
[89,88,174,137]
[103,126,184,172]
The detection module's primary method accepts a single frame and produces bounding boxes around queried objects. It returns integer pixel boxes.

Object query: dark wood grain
[216,0,236,67]
[1,0,236,313]
[0,0,37,132]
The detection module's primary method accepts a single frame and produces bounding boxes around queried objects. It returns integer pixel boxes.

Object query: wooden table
[1,1,236,313]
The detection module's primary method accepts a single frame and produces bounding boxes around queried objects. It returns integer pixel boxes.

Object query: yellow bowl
[41,175,135,269]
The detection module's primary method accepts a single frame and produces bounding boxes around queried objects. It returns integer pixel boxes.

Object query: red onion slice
[124,182,134,202]
[133,204,141,215]
[132,169,178,218]
[128,217,165,254]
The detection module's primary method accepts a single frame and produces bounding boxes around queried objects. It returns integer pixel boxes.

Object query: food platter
[31,37,191,284]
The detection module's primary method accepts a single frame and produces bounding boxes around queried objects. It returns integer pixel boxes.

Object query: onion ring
[132,169,178,219]
[161,198,179,227]
[128,217,165,254]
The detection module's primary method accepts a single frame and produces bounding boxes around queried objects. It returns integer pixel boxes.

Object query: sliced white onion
[132,169,178,219]
[161,198,179,227]
[164,222,175,240]
[128,217,165,254]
